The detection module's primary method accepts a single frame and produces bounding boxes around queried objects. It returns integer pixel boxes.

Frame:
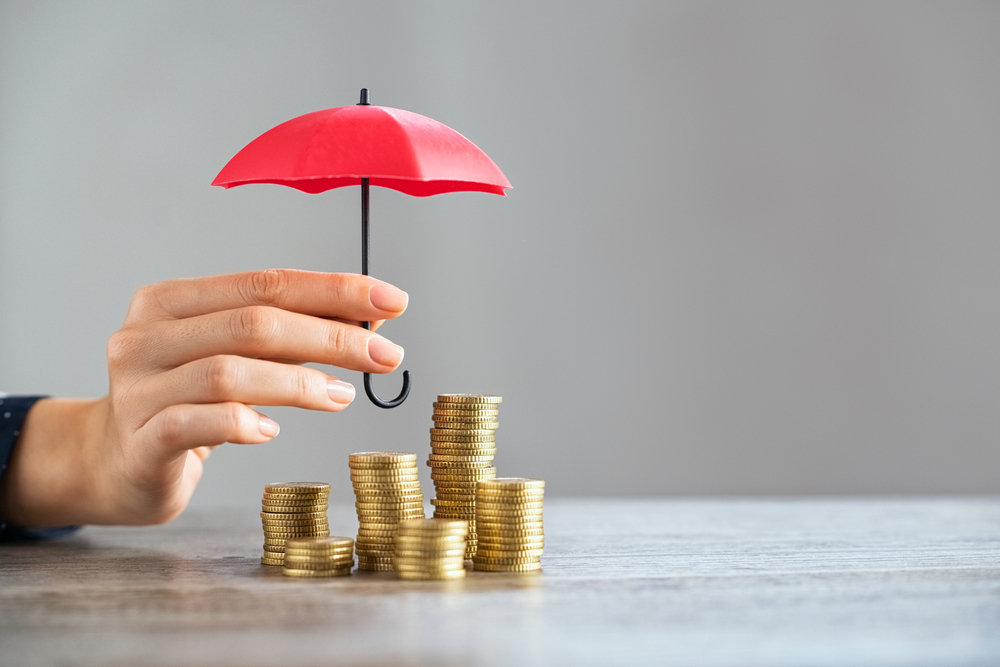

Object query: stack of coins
[428,394,501,559]
[261,482,331,566]
[282,536,355,577]
[350,452,425,572]
[473,478,544,573]
[393,518,469,580]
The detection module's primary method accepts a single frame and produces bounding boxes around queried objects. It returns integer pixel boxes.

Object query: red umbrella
[213,89,511,409]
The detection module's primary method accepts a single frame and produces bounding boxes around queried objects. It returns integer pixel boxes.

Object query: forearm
[0,398,111,527]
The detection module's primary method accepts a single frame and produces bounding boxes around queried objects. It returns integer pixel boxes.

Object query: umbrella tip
[358,88,371,106]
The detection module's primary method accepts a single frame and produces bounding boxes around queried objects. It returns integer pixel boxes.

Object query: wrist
[0,397,109,527]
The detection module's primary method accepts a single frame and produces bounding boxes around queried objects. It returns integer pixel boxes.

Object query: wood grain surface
[1,498,999,666]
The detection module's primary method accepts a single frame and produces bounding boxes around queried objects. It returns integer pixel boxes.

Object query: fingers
[124,307,404,374]
[125,270,407,325]
[131,355,356,419]
[138,403,280,461]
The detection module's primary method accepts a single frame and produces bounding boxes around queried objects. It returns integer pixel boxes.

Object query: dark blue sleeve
[0,395,81,541]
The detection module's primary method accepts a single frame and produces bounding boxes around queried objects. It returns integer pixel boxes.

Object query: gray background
[1,1,998,508]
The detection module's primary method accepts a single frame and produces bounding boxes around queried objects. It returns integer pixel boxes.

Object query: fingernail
[368,337,404,367]
[327,379,356,404]
[369,284,408,312]
[258,416,280,438]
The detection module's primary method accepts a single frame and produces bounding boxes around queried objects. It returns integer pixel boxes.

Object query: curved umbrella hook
[360,173,410,409]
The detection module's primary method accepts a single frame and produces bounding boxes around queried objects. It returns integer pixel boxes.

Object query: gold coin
[473,561,541,573]
[426,462,494,471]
[354,495,424,504]
[476,507,544,518]
[477,478,545,491]
[356,556,394,564]
[433,419,499,429]
[356,563,395,572]
[431,469,497,479]
[393,549,467,559]
[393,531,467,542]
[352,481,422,491]
[356,527,397,536]
[350,472,419,481]
[475,500,544,510]
[283,549,352,558]
[354,539,395,549]
[262,492,330,501]
[392,540,467,551]
[474,519,543,528]
[355,538,395,548]
[477,536,545,547]
[353,487,424,497]
[260,514,329,527]
[349,466,418,475]
[433,481,482,489]
[474,493,545,503]
[396,518,468,532]
[354,549,395,559]
[431,498,480,508]
[283,536,352,548]
[430,428,498,437]
[474,547,544,558]
[260,504,328,514]
[261,511,328,521]
[354,545,395,554]
[427,461,494,469]
[476,527,545,537]
[472,554,541,564]
[433,492,477,500]
[432,413,500,421]
[263,529,330,538]
[397,569,466,580]
[262,521,330,530]
[348,463,420,472]
[432,515,476,523]
[355,500,425,509]
[282,567,351,577]
[264,482,330,493]
[433,407,499,416]
[261,555,285,565]
[349,451,417,462]
[428,453,495,462]
[260,497,330,506]
[436,394,502,404]
[355,506,425,516]
[263,537,293,546]
[282,555,354,567]
[430,435,496,444]
[431,442,497,456]
[393,562,466,573]
[263,545,285,554]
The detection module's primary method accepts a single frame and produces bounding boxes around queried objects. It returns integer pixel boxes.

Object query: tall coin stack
[472,478,545,573]
[393,518,469,580]
[428,394,501,559]
[282,536,355,578]
[261,482,331,566]
[349,452,425,572]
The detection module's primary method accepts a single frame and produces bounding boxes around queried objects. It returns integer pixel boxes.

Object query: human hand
[0,269,407,527]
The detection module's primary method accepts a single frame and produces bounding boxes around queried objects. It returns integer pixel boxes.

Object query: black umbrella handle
[361,177,411,409]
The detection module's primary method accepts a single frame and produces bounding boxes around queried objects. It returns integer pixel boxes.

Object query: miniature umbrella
[212,89,511,409]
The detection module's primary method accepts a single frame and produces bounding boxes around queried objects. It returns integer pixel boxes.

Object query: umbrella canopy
[212,102,511,196]
[211,90,510,409]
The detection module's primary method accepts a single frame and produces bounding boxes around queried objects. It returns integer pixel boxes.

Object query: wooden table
[2,499,998,666]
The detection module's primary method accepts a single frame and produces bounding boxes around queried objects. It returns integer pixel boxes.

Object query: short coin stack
[282,536,355,577]
[473,478,545,573]
[393,518,469,580]
[261,482,331,566]
[428,394,501,559]
[350,452,425,572]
